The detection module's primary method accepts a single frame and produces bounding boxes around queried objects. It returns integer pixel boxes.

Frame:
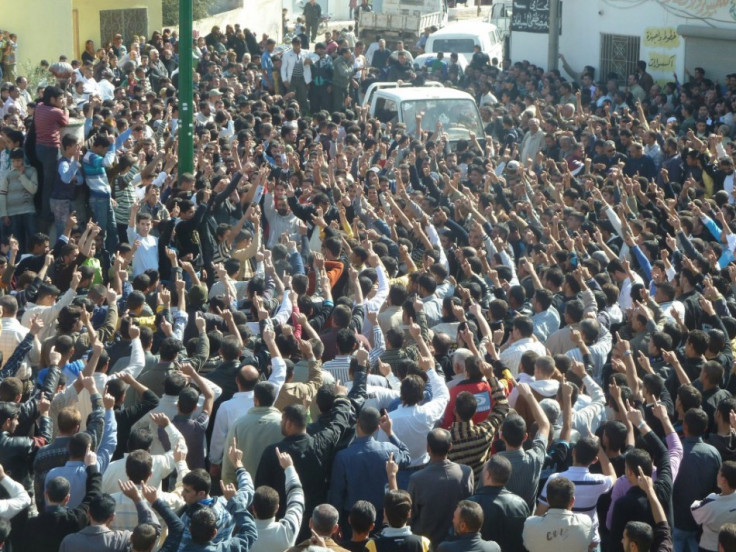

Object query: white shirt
[0,474,31,519]
[21,288,77,341]
[0,316,39,379]
[571,376,607,436]
[81,77,101,98]
[365,42,379,65]
[99,79,115,101]
[691,491,736,551]
[3,97,25,118]
[209,357,286,464]
[480,91,499,106]
[101,423,186,493]
[564,329,613,383]
[76,338,146,432]
[618,274,643,312]
[724,173,735,204]
[499,337,547,377]
[523,509,595,552]
[250,466,303,552]
[127,227,158,276]
[377,368,449,466]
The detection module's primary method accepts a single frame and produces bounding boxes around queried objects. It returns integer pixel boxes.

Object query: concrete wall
[176,2,283,44]
[0,0,74,69]
[510,0,736,83]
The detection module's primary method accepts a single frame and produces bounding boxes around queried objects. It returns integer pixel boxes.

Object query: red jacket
[442,379,493,428]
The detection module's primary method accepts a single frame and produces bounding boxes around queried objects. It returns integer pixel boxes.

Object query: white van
[363,82,485,146]
[424,21,505,64]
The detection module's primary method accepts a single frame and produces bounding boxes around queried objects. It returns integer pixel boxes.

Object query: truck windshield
[401,98,483,141]
[429,38,475,53]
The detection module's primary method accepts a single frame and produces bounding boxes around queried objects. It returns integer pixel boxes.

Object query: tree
[161,0,216,26]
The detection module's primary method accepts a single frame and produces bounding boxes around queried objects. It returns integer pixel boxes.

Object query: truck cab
[363,82,485,147]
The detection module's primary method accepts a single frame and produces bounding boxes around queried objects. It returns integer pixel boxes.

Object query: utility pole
[178,0,194,175]
[547,0,559,71]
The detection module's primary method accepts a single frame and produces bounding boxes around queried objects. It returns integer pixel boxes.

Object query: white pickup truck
[362,82,485,147]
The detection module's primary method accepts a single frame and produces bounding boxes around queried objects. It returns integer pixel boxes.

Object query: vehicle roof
[373,86,476,101]
[428,21,498,36]
[413,53,468,66]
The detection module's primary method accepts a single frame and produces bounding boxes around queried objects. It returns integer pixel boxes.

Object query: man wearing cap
[310,42,332,113]
[281,37,312,113]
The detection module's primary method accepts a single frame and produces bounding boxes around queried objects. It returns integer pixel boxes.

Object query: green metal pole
[178,0,194,175]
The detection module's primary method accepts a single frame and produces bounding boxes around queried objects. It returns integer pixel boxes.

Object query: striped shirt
[322,325,386,384]
[323,355,352,384]
[113,171,139,224]
[448,376,510,480]
[292,56,304,79]
[538,466,614,542]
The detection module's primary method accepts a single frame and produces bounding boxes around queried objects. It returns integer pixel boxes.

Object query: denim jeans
[3,212,36,252]
[673,527,699,552]
[35,144,60,222]
[88,196,118,252]
[49,198,72,240]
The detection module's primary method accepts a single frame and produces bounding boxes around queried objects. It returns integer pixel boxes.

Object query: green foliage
[162,0,216,26]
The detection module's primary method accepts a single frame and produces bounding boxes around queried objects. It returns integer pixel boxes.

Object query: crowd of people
[0,11,735,552]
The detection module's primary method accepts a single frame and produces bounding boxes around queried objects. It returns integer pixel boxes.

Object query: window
[429,38,476,54]
[100,8,148,48]
[600,33,640,86]
[374,97,398,123]
[399,98,484,141]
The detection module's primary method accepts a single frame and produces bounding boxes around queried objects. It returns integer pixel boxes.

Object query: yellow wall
[0,0,74,70]
[0,0,164,71]
[73,0,163,58]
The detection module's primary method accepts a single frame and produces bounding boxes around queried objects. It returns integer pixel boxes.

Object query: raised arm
[517,382,551,439]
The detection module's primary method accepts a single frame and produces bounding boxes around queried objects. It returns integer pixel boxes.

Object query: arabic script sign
[512,0,557,33]
[648,52,677,72]
[643,27,680,48]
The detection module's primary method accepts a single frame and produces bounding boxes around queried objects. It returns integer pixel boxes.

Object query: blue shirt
[328,434,412,515]
[47,460,87,507]
[45,408,117,507]
[261,51,274,87]
[38,360,84,387]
